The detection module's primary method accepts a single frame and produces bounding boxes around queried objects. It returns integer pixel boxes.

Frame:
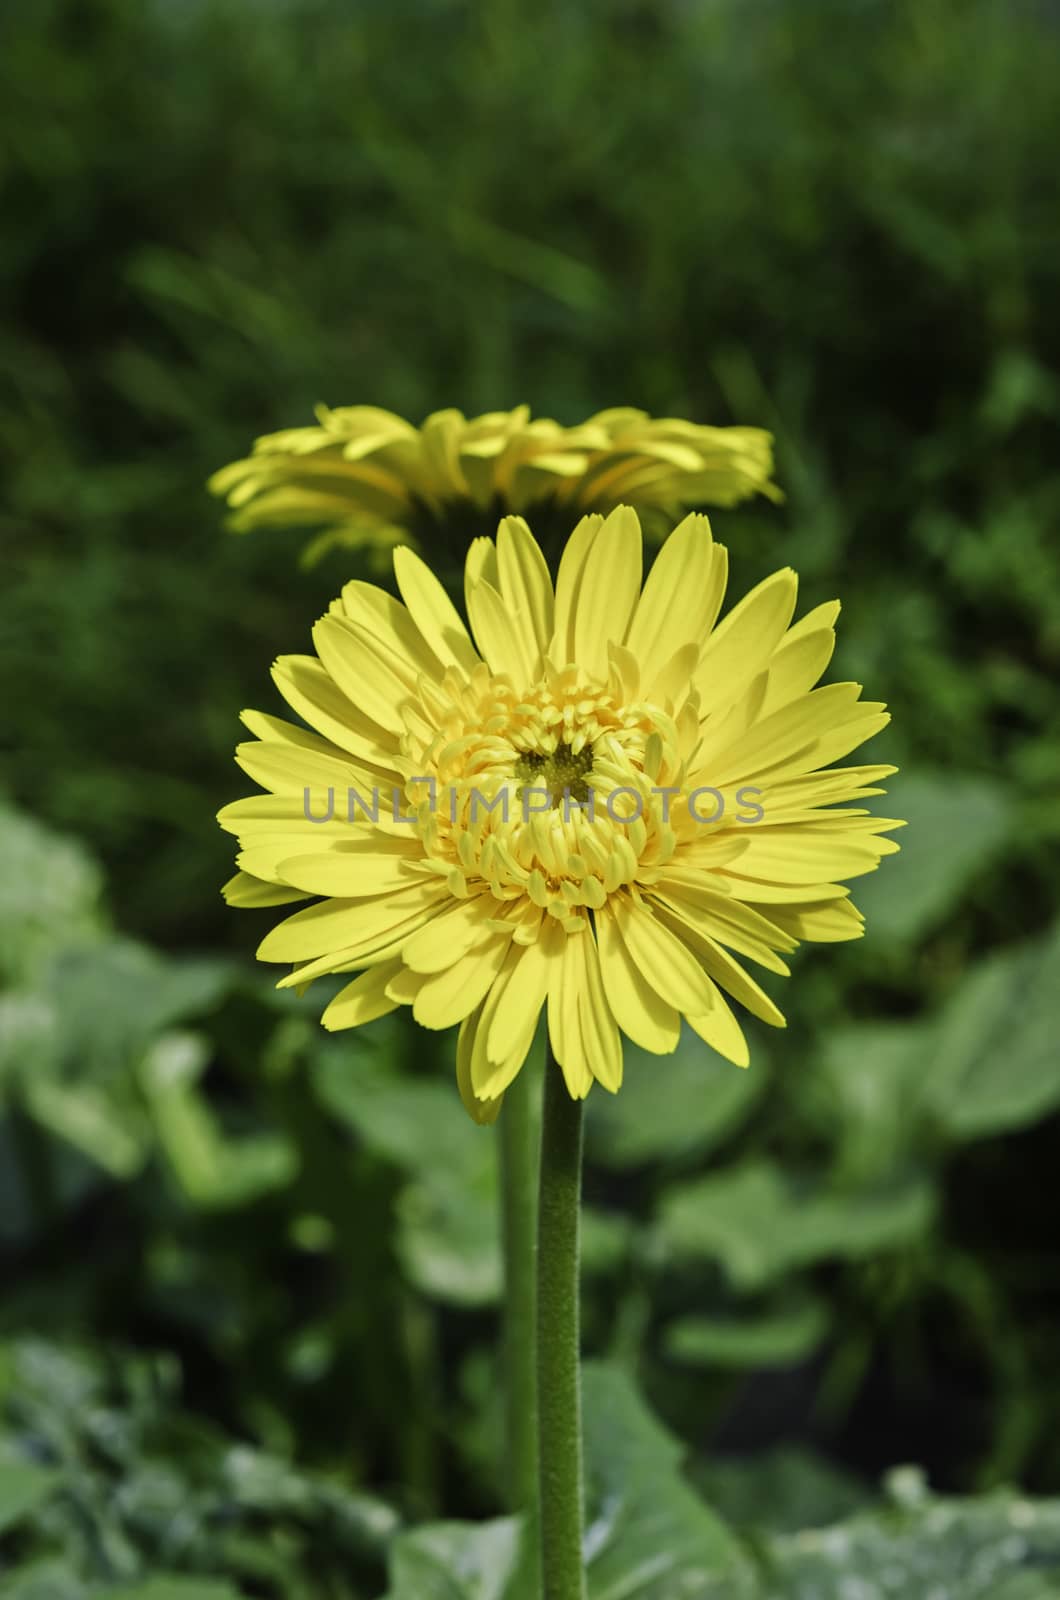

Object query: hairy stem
[536,1044,586,1600]
[500,1061,541,1518]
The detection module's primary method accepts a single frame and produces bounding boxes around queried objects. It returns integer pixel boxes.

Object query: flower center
[512,741,594,805]
[396,660,701,929]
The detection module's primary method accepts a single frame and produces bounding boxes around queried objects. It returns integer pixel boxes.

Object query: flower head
[209,404,780,564]
[220,507,900,1121]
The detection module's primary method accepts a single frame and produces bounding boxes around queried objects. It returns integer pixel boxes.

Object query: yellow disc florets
[401,661,697,927]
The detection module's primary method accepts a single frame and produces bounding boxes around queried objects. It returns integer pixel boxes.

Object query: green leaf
[764,1487,1060,1598]
[314,1042,503,1306]
[585,1026,766,1171]
[925,919,1060,1141]
[808,919,1060,1159]
[808,1020,931,1179]
[385,1518,523,1600]
[0,1461,59,1535]
[694,1447,871,1536]
[218,1444,399,1552]
[0,806,105,986]
[312,1033,488,1175]
[0,927,235,1179]
[0,996,60,1101]
[663,1296,828,1369]
[384,1366,755,1599]
[854,770,1011,943]
[580,1208,632,1278]
[21,1076,148,1180]
[580,1363,757,1598]
[656,1161,935,1290]
[44,942,233,1076]
[96,1582,243,1600]
[140,1033,297,1209]
[397,1168,501,1308]
[0,1560,86,1600]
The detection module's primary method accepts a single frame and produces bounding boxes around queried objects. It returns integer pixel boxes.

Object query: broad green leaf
[0,996,60,1099]
[695,1447,871,1535]
[96,1582,243,1600]
[580,1363,757,1598]
[764,1487,1060,1598]
[141,1033,297,1208]
[385,1518,523,1600]
[656,1161,934,1290]
[384,1366,755,1599]
[855,770,1011,943]
[586,1026,766,1170]
[0,1461,59,1535]
[663,1296,828,1368]
[0,1560,86,1600]
[314,1041,504,1306]
[219,1445,399,1551]
[925,919,1060,1141]
[44,942,234,1077]
[580,1208,632,1277]
[808,920,1060,1160]
[312,1039,486,1174]
[808,1021,930,1179]
[22,1076,148,1179]
[0,924,234,1178]
[0,806,105,986]
[397,1168,501,1307]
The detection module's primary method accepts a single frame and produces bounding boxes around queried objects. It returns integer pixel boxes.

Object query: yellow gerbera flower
[220,507,900,1121]
[208,404,780,563]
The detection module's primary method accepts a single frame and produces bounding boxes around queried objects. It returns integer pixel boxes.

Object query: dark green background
[2,1,1060,1594]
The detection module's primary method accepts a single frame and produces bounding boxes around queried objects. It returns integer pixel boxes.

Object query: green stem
[536,1043,586,1600]
[500,1061,541,1517]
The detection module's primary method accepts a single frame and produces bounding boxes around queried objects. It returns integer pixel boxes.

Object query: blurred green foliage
[3,0,1060,1591]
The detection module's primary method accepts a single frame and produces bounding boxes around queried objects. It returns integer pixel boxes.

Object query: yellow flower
[220,507,900,1121]
[208,404,780,563]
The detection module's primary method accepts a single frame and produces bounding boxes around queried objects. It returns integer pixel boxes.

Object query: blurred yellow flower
[209,404,780,562]
[220,507,900,1121]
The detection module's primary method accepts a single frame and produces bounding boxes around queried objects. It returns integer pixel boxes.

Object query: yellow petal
[222,871,311,909]
[269,848,428,898]
[547,932,594,1098]
[235,739,368,797]
[761,896,866,943]
[338,579,444,682]
[626,512,722,663]
[321,961,404,1029]
[549,513,604,665]
[312,616,414,735]
[694,568,798,718]
[471,943,542,1100]
[496,515,555,680]
[652,881,797,974]
[457,1006,503,1125]
[654,904,787,1028]
[413,933,513,1029]
[595,900,681,1054]
[728,827,898,885]
[401,893,499,972]
[579,927,623,1091]
[239,709,339,757]
[257,881,450,964]
[611,895,716,1015]
[687,988,750,1067]
[572,505,642,677]
[392,545,481,674]
[272,655,400,767]
[467,575,531,684]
